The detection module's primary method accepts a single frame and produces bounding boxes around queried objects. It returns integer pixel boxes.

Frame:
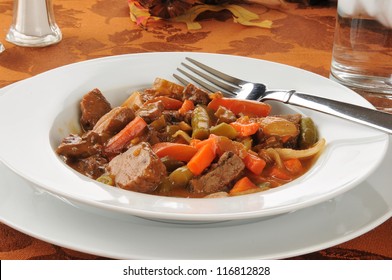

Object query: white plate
[0,52,388,222]
[1,137,391,259]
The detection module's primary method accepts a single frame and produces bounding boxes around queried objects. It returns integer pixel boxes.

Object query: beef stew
[56,78,325,198]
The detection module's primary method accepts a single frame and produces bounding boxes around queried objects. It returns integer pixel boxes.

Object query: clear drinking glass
[6,0,62,47]
[0,42,5,53]
[330,0,392,95]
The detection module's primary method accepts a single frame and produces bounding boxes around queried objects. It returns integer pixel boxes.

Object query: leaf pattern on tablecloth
[272,14,335,50]
[91,0,130,22]
[219,35,294,56]
[53,4,84,29]
[0,0,336,83]
[0,225,33,252]
[291,248,389,260]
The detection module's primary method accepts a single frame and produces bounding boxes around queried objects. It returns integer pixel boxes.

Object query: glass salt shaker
[6,0,62,47]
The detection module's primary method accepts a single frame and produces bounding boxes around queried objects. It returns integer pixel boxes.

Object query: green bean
[169,166,193,189]
[191,105,210,140]
[210,122,238,139]
[299,117,318,149]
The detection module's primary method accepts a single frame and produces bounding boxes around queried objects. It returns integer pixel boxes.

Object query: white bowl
[0,52,388,222]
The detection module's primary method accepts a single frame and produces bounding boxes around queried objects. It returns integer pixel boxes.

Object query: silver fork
[174,57,392,134]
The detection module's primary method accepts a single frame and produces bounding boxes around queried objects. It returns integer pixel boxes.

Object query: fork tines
[174,57,244,98]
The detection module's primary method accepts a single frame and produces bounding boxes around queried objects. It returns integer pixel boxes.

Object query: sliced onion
[274,138,326,160]
[265,148,284,169]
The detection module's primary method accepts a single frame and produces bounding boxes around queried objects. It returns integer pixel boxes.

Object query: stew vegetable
[56,78,325,198]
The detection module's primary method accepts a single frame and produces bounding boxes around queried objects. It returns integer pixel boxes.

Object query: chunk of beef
[92,106,135,139]
[68,154,108,179]
[143,129,164,146]
[107,142,166,193]
[253,134,284,150]
[80,88,111,131]
[56,131,103,159]
[136,101,164,123]
[189,152,245,194]
[182,84,211,105]
[162,110,184,123]
[140,88,183,103]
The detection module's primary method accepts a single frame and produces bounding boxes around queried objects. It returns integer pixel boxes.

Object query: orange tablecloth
[0,0,391,260]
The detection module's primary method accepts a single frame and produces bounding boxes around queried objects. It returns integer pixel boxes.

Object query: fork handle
[286,91,392,134]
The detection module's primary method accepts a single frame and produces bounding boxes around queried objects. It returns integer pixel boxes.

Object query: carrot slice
[104,116,147,155]
[229,176,259,195]
[243,153,266,175]
[269,167,292,180]
[283,158,303,174]
[194,134,218,150]
[207,97,271,117]
[152,142,198,162]
[187,142,216,176]
[230,121,260,137]
[178,99,194,115]
[189,138,201,147]
[145,96,183,110]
